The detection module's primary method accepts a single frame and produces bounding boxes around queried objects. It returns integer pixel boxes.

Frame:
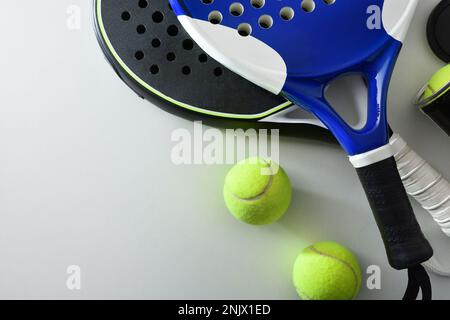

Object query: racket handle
[390,134,450,236]
[355,156,433,270]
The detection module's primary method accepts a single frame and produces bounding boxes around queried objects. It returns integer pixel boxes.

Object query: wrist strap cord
[403,265,432,300]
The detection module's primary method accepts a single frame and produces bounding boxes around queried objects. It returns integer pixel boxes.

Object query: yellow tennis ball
[223,157,292,225]
[422,64,450,101]
[293,241,362,300]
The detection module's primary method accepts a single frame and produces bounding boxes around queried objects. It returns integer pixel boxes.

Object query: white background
[0,0,448,299]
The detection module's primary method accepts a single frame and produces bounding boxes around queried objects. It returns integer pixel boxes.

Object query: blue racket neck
[282,40,403,156]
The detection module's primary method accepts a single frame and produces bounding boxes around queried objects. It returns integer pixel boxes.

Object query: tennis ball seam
[309,246,359,300]
[227,161,275,201]
[427,84,436,95]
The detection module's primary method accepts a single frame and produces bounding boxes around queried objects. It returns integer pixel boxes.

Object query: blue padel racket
[170,0,433,293]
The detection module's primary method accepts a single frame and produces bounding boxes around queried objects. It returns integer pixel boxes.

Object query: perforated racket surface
[93,0,393,134]
[94,0,295,120]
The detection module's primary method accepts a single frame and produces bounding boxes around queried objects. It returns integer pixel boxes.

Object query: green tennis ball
[292,241,362,300]
[423,64,450,101]
[223,157,292,225]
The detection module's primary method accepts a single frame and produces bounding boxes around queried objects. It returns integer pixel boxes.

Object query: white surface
[0,0,449,300]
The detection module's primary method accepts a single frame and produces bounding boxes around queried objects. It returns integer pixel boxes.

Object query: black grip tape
[356,157,433,270]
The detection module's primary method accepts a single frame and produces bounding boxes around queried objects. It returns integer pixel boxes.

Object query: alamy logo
[66,265,81,290]
[367,5,382,30]
[66,5,81,30]
[366,265,381,290]
[171,121,280,174]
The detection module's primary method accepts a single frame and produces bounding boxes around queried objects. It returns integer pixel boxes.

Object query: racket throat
[282,41,402,156]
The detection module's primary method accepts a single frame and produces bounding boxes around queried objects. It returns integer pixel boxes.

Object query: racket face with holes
[94,0,296,122]
[170,0,418,154]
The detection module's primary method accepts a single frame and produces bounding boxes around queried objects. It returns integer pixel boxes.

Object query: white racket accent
[390,134,450,236]
[349,144,393,168]
[382,0,419,42]
[178,16,287,94]
[259,106,327,127]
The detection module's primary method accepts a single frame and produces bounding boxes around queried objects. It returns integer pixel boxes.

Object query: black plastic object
[427,0,450,63]
[421,92,450,136]
[356,157,433,270]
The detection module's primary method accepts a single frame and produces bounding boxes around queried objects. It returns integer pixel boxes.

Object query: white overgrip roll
[390,133,450,236]
[391,134,450,276]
